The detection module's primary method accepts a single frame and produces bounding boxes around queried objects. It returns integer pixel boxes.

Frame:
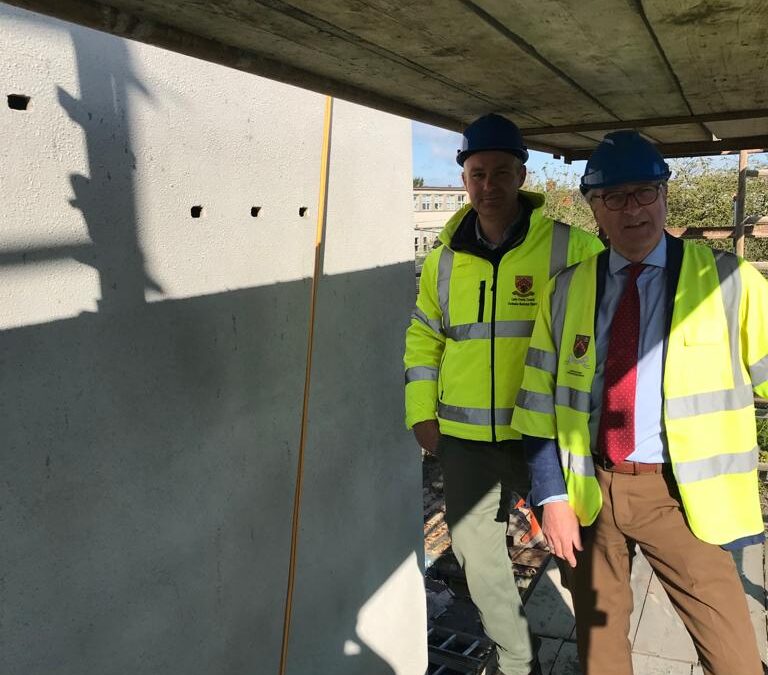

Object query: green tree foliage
[665,158,768,261]
[525,169,597,236]
[758,419,767,454]
[413,176,425,187]
[665,159,736,229]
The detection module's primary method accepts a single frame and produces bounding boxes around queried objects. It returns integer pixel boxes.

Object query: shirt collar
[475,200,524,250]
[609,234,667,276]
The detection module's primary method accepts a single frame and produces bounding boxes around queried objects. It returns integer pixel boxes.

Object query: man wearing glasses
[512,130,768,674]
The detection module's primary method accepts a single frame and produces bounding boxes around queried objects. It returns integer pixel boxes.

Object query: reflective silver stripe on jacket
[405,366,439,384]
[666,383,755,419]
[411,307,444,335]
[714,251,745,387]
[437,247,454,330]
[438,403,514,426]
[555,385,591,413]
[526,347,558,374]
[497,320,535,338]
[550,265,577,360]
[666,253,753,420]
[750,354,768,386]
[516,388,554,415]
[675,446,758,484]
[559,447,596,478]
[445,320,534,341]
[549,221,571,278]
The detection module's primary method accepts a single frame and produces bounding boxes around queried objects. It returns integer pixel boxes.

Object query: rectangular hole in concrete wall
[8,94,30,110]
[251,206,261,217]
[190,205,203,218]
[299,207,308,217]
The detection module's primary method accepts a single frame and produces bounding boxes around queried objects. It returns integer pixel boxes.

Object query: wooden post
[734,150,748,257]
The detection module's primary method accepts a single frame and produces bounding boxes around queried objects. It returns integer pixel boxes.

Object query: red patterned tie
[598,263,644,465]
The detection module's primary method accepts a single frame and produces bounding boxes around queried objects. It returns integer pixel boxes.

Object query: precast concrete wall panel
[286,101,425,675]
[0,5,425,675]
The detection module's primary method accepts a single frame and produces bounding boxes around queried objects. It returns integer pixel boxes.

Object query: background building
[413,186,469,253]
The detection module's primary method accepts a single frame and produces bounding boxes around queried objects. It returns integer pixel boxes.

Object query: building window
[422,237,428,251]
[414,236,419,252]
[433,195,442,210]
[421,199,430,210]
[413,194,419,210]
[458,194,466,206]
[446,195,455,210]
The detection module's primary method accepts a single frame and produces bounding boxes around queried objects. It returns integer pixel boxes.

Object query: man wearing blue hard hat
[513,130,768,674]
[404,114,603,675]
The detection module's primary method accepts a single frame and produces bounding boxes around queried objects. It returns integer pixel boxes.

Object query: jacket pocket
[683,320,724,346]
[477,280,486,322]
[438,347,447,400]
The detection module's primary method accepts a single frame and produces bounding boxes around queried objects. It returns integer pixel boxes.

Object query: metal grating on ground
[427,624,494,675]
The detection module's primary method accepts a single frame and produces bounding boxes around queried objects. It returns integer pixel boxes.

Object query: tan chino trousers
[570,465,762,675]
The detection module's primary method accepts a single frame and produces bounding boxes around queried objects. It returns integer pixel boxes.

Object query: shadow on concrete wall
[0,268,420,675]
[2,272,420,675]
[1,15,420,675]
[57,26,162,310]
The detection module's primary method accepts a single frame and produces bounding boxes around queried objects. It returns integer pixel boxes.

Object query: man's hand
[413,420,441,455]
[542,501,583,568]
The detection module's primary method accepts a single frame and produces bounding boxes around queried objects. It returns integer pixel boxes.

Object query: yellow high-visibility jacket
[512,234,768,545]
[404,190,603,442]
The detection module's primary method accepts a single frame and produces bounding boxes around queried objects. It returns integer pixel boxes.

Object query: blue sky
[411,120,764,188]
[411,120,585,187]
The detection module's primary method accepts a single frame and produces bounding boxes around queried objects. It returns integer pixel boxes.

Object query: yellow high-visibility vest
[513,239,768,545]
[404,190,603,442]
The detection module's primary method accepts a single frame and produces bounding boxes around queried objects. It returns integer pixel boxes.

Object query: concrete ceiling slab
[4,0,767,158]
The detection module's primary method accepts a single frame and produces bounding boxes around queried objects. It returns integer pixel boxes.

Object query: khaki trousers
[440,435,534,675]
[571,465,762,675]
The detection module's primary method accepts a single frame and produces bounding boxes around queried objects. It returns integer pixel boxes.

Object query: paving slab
[537,636,564,675]
[632,571,697,663]
[631,653,694,674]
[731,543,768,661]
[525,558,576,640]
[629,548,654,644]
[550,640,580,675]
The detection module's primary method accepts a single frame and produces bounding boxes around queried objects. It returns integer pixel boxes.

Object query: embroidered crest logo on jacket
[509,275,536,307]
[566,334,592,371]
[514,275,534,296]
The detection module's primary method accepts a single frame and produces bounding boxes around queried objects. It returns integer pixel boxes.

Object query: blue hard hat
[580,130,671,194]
[456,113,529,166]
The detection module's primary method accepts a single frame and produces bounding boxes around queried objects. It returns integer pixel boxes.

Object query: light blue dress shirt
[590,236,669,463]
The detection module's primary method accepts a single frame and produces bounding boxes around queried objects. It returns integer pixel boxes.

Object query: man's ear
[518,165,527,187]
[461,171,467,189]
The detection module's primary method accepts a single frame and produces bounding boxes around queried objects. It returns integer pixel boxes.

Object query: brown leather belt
[593,454,667,475]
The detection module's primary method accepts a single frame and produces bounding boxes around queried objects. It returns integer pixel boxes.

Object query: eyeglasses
[590,184,663,211]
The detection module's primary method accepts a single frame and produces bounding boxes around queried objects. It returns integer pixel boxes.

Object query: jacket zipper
[477,280,486,322]
[490,262,500,443]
